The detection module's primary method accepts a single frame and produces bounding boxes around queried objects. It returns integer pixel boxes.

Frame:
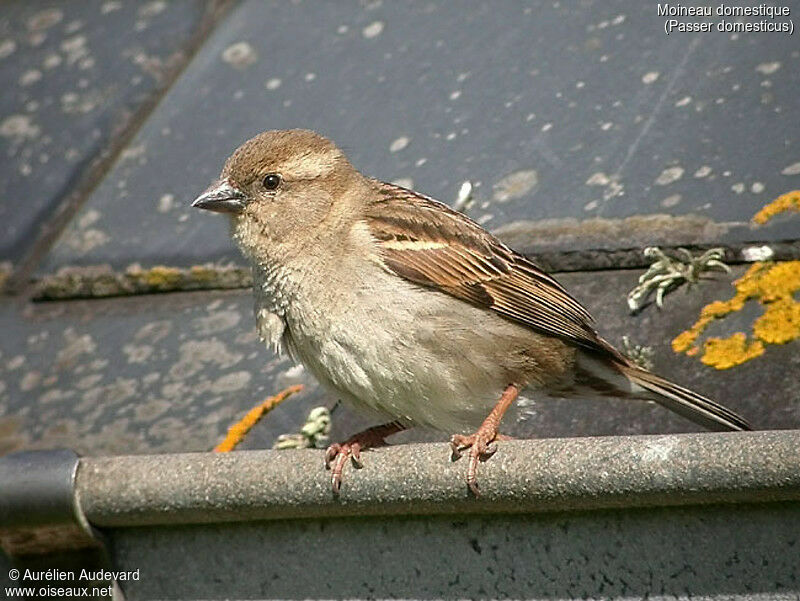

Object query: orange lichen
[672,260,800,368]
[214,384,304,452]
[700,334,765,369]
[753,298,800,344]
[672,192,800,369]
[751,190,800,225]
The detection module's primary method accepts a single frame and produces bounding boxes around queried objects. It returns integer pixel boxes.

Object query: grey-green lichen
[34,263,253,300]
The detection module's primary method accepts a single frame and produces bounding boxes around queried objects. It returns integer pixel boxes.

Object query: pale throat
[242,216,378,322]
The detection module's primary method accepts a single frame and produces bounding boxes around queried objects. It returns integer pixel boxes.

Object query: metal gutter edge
[0,450,121,598]
[0,449,102,556]
[75,430,800,528]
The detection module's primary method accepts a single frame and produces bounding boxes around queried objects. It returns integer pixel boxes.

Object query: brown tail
[620,364,752,431]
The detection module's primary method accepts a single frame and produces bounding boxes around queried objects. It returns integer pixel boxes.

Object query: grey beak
[192,179,247,214]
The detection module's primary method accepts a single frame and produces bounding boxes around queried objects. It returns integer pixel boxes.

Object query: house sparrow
[192,129,751,494]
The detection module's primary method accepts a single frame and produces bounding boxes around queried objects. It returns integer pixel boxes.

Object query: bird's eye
[262,173,281,190]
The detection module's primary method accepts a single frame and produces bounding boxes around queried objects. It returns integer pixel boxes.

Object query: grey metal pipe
[75,430,800,527]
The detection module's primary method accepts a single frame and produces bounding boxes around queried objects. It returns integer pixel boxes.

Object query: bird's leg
[324,420,406,493]
[450,383,520,495]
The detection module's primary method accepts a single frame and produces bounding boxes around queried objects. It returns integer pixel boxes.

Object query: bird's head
[192,129,364,260]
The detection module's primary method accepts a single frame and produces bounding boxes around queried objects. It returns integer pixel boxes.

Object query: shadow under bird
[192,129,751,494]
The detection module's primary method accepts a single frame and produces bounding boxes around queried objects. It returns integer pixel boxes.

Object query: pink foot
[449,384,520,495]
[450,431,512,495]
[324,421,405,494]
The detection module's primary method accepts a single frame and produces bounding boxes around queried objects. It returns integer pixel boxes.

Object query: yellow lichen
[189,265,217,282]
[753,298,800,344]
[673,192,800,369]
[701,334,765,369]
[673,259,800,368]
[142,265,182,288]
[214,385,303,452]
[751,190,800,225]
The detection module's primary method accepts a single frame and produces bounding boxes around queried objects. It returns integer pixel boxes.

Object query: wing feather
[365,181,609,355]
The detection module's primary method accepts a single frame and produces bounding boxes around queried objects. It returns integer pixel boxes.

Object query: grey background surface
[1,2,799,599]
[30,0,800,272]
[0,0,215,266]
[1,0,798,459]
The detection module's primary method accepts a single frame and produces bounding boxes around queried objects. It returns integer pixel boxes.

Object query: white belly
[274,265,555,433]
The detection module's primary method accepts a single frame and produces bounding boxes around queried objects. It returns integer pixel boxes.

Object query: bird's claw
[324,442,363,494]
[322,423,405,494]
[449,432,508,496]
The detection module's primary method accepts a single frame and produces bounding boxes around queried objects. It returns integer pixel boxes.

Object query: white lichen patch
[61,89,108,115]
[138,1,167,18]
[56,329,96,371]
[222,42,257,68]
[755,61,781,75]
[655,166,684,186]
[6,355,25,370]
[79,378,138,411]
[76,208,101,229]
[76,374,103,390]
[38,388,74,405]
[694,165,712,178]
[122,344,153,364]
[493,169,538,202]
[134,320,172,344]
[19,371,42,392]
[362,21,384,38]
[134,398,171,421]
[586,172,610,186]
[120,144,146,162]
[742,245,774,262]
[28,8,63,31]
[168,339,243,381]
[389,136,409,152]
[88,359,108,372]
[283,364,305,380]
[265,78,281,90]
[102,1,122,14]
[191,311,241,335]
[661,194,682,208]
[62,227,109,253]
[642,71,660,84]
[147,417,188,444]
[157,193,175,213]
[60,35,89,66]
[781,161,800,176]
[0,40,17,60]
[20,69,42,86]
[211,371,252,394]
[0,115,41,140]
[64,19,83,34]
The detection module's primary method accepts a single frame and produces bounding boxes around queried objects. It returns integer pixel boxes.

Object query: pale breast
[276,257,575,432]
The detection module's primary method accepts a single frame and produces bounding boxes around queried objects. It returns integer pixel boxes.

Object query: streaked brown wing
[365,181,609,354]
